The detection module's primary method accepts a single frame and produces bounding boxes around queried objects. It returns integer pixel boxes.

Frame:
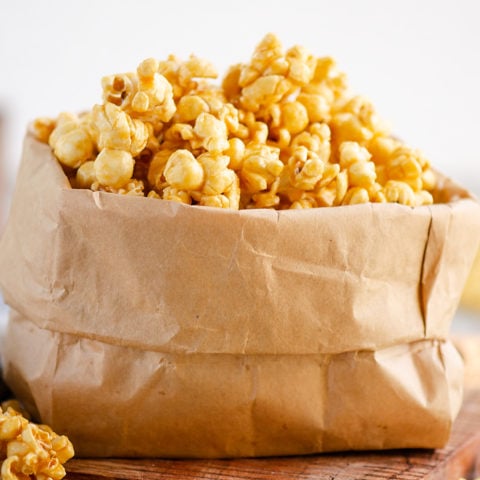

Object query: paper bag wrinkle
[6,132,469,355]
[439,341,464,426]
[375,342,431,409]
[92,190,105,209]
[422,199,480,337]
[323,339,456,451]
[418,206,434,337]
[0,136,65,329]
[1,134,480,457]
[2,313,467,457]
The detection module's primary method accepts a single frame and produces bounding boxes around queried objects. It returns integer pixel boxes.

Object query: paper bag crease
[0,132,479,457]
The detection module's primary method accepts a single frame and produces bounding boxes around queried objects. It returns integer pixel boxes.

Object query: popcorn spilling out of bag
[33,33,438,210]
[0,400,74,480]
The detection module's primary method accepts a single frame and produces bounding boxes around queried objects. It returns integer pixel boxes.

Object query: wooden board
[65,389,480,480]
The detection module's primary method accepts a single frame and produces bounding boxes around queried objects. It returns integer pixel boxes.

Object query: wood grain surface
[64,389,480,480]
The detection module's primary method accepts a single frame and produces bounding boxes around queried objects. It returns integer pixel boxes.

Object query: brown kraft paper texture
[0,132,479,457]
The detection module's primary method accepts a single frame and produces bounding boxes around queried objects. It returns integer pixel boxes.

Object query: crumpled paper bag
[461,246,480,311]
[0,132,479,458]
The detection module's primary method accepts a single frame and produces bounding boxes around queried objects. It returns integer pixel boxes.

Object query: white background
[0,0,480,331]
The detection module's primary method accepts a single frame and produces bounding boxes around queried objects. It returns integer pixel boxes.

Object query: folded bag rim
[1,310,465,458]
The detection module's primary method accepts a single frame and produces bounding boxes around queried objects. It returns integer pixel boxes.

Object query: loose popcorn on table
[33,33,438,210]
[0,401,74,480]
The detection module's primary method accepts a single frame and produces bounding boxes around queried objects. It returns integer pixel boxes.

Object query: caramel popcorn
[0,402,74,480]
[34,33,438,210]
[47,112,95,169]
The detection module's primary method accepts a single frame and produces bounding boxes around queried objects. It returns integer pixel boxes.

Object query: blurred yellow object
[461,246,480,311]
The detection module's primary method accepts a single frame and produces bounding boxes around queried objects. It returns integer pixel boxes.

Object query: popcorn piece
[147,190,161,199]
[92,178,145,197]
[49,113,95,169]
[415,190,434,206]
[162,186,192,204]
[94,148,134,188]
[421,168,436,191]
[240,143,283,194]
[383,180,416,206]
[164,123,194,144]
[222,63,243,102]
[342,187,370,205]
[239,33,284,87]
[250,121,269,144]
[224,137,246,170]
[330,96,388,151]
[132,58,176,123]
[91,103,148,157]
[52,128,95,170]
[251,178,281,208]
[386,146,427,191]
[339,141,377,189]
[368,135,401,165]
[334,170,349,205]
[32,117,56,143]
[75,160,97,189]
[158,54,218,100]
[175,95,210,123]
[348,161,377,188]
[164,150,204,190]
[0,401,29,421]
[178,55,218,88]
[218,103,241,135]
[193,112,229,152]
[297,93,330,123]
[240,75,291,112]
[147,148,177,190]
[301,56,348,105]
[196,153,235,196]
[35,33,439,211]
[290,197,316,209]
[280,102,309,135]
[291,123,331,161]
[101,73,137,108]
[285,45,316,86]
[287,146,325,190]
[0,405,74,480]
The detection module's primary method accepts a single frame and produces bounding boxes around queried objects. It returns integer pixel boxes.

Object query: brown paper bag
[0,132,479,458]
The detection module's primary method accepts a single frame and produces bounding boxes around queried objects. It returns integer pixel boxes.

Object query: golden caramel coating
[34,33,438,210]
[92,178,145,196]
[48,112,95,169]
[196,152,239,207]
[158,54,218,100]
[75,160,97,189]
[343,187,371,205]
[339,142,377,189]
[175,95,210,123]
[0,405,74,480]
[0,401,30,421]
[94,148,134,188]
[101,72,137,108]
[383,180,416,206]
[32,117,56,144]
[287,146,325,191]
[279,101,309,135]
[240,143,283,194]
[91,103,148,157]
[297,93,330,123]
[164,150,204,190]
[193,113,229,152]
[224,138,245,170]
[133,58,176,123]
